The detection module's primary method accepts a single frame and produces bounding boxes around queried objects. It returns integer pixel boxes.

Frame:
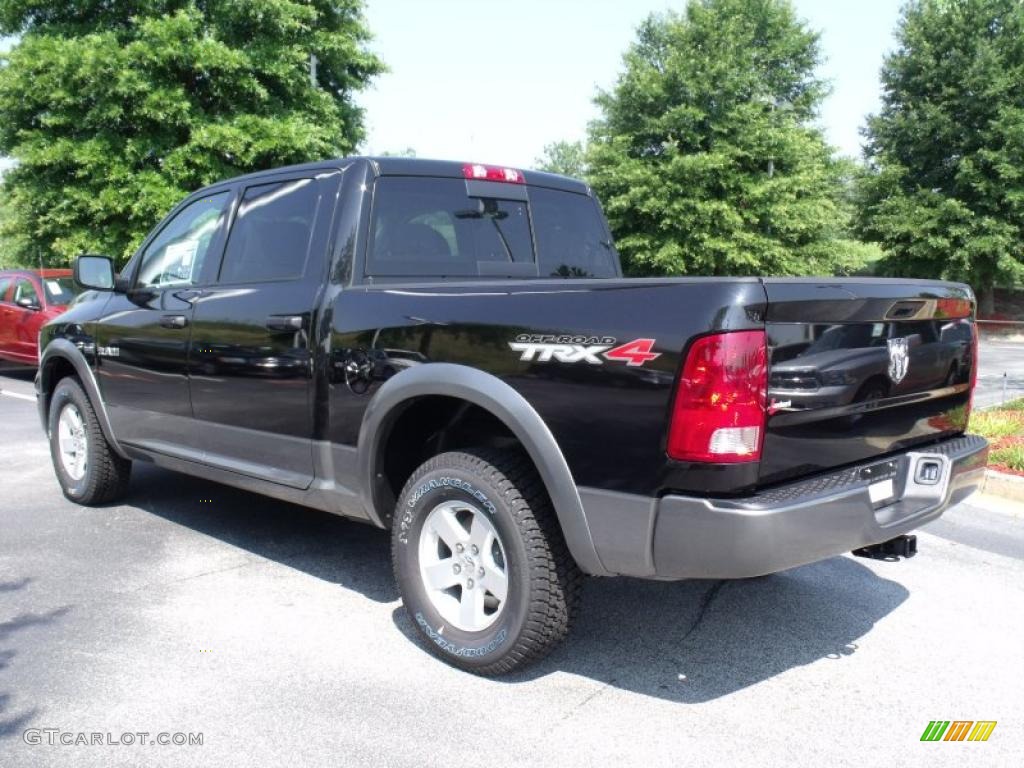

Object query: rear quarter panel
[327,278,767,496]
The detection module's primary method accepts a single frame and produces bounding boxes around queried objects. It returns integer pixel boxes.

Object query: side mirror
[16,296,41,311]
[74,254,117,291]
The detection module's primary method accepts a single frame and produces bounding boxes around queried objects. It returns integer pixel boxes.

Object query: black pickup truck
[36,157,988,674]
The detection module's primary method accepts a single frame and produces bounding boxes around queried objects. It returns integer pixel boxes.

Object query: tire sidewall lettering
[413,611,508,658]
[398,475,496,546]
[394,461,528,667]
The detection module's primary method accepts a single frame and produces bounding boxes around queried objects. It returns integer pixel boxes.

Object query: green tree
[0,1,383,266]
[857,0,1024,315]
[535,140,587,178]
[378,147,417,158]
[587,0,866,277]
[0,188,20,268]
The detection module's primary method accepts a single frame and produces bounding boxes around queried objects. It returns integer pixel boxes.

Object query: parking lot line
[0,389,35,402]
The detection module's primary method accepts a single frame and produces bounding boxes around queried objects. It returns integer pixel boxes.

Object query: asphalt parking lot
[1,362,1022,768]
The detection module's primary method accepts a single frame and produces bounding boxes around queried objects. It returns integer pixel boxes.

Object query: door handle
[160,315,189,329]
[265,315,304,332]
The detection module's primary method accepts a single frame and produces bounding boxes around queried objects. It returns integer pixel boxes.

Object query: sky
[2,1,904,174]
[358,0,904,167]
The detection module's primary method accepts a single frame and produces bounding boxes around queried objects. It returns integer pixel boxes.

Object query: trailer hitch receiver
[852,534,917,561]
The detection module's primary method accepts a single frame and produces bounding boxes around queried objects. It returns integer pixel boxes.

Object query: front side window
[218,179,319,284]
[136,192,231,288]
[0,277,11,302]
[13,278,40,307]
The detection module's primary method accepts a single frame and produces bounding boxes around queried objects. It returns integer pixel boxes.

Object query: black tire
[48,377,131,505]
[855,379,888,403]
[392,448,583,675]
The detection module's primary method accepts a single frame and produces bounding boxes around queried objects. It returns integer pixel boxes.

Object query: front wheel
[392,449,583,675]
[48,377,131,505]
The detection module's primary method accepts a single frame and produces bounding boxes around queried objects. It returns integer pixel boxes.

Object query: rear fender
[356,363,611,576]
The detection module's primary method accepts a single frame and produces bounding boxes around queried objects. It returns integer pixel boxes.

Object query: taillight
[667,330,768,463]
[462,163,525,184]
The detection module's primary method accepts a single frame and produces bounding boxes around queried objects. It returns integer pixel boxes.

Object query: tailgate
[760,279,976,486]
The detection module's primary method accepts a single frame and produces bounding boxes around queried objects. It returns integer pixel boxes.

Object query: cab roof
[194,156,590,197]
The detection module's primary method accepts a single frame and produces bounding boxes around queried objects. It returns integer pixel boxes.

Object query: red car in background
[0,269,83,365]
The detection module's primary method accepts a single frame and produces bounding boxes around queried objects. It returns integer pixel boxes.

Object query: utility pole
[309,53,318,88]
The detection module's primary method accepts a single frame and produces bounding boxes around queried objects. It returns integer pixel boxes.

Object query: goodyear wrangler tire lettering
[414,613,508,657]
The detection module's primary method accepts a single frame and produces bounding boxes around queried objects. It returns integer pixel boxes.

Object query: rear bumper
[578,434,988,579]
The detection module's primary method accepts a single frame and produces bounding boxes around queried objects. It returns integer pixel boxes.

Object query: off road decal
[509,335,660,367]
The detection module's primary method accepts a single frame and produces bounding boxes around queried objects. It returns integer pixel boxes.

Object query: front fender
[37,338,128,459]
[356,363,611,576]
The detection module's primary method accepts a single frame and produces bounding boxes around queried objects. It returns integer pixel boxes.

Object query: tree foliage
[587,0,867,277]
[0,188,22,268]
[535,140,587,178]
[0,0,384,265]
[857,0,1024,313]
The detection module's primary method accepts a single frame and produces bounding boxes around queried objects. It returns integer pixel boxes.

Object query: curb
[981,469,1024,503]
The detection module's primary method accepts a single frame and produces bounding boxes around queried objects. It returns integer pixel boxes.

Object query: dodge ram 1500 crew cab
[36,157,988,674]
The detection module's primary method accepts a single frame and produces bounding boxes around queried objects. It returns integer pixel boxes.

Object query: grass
[990,442,1024,472]
[969,409,1024,439]
[970,397,1024,473]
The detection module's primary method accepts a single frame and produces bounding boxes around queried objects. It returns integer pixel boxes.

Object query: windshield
[42,277,84,306]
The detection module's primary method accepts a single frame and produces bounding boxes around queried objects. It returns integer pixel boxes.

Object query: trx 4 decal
[509,335,660,367]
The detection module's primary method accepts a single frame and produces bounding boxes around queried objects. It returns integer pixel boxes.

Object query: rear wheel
[48,377,131,505]
[392,448,583,675]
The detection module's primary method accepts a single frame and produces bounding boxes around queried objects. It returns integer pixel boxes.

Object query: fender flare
[38,339,129,459]
[356,363,611,576]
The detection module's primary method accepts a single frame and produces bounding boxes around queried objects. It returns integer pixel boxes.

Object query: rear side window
[219,179,319,284]
[0,277,11,302]
[365,177,618,279]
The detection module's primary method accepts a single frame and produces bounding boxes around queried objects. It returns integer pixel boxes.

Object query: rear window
[366,177,618,279]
